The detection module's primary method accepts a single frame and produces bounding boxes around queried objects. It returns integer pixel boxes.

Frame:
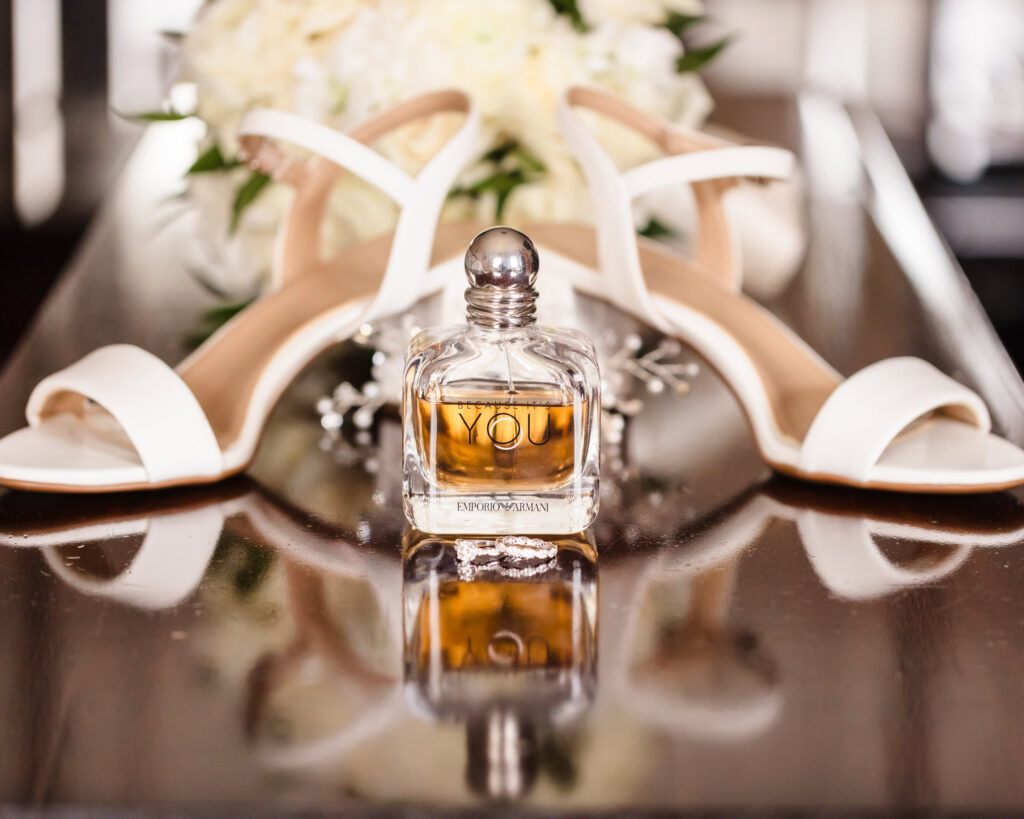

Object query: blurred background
[0,0,1022,365]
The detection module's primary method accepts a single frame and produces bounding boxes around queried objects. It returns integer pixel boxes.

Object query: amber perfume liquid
[411,580,583,670]
[404,533,597,693]
[414,385,586,491]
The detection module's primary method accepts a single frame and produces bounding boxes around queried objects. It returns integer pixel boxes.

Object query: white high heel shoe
[0,91,480,493]
[554,86,1024,493]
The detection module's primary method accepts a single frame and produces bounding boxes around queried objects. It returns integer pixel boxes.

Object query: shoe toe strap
[798,357,991,482]
[26,345,223,484]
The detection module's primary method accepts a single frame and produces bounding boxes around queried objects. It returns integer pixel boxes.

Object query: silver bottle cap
[464,227,539,329]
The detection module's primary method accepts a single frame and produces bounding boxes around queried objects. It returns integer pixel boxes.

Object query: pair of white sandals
[1,87,1023,494]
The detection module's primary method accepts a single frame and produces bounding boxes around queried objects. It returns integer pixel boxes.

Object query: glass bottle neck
[465,284,538,329]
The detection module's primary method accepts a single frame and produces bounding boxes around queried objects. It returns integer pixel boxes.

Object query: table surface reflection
[1,96,1024,816]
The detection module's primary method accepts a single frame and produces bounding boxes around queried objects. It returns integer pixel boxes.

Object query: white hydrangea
[181,0,712,295]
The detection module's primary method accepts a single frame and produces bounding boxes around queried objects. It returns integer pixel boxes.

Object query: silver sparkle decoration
[603,334,699,416]
[317,425,380,470]
[315,314,699,434]
[315,313,420,437]
[316,381,387,433]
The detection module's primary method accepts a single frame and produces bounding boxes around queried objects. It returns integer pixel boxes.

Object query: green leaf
[451,169,529,220]
[119,108,195,122]
[490,175,523,221]
[185,267,233,300]
[481,140,517,164]
[482,139,546,175]
[205,300,252,325]
[233,542,275,597]
[663,12,706,38]
[675,37,731,73]
[187,144,241,175]
[638,217,677,239]
[328,78,349,115]
[183,298,254,350]
[538,735,579,790]
[548,0,589,32]
[230,171,271,233]
[510,143,546,175]
[450,137,547,220]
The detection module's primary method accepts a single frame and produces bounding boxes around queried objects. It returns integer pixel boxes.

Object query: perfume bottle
[403,227,601,534]
[402,529,598,800]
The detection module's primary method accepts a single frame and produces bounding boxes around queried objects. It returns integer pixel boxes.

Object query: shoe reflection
[403,529,598,801]
[245,553,403,770]
[717,479,1024,600]
[0,480,411,772]
[0,481,242,608]
[0,477,387,609]
[615,478,1024,742]
[616,536,782,742]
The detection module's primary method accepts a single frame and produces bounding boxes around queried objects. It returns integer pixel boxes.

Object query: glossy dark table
[1,96,1024,817]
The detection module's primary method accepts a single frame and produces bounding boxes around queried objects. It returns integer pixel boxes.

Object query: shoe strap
[797,357,991,482]
[558,86,793,316]
[26,344,224,484]
[238,90,479,319]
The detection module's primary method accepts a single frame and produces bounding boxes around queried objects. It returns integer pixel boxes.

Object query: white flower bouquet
[178,0,722,298]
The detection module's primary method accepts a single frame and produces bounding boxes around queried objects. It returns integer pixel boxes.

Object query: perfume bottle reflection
[402,529,598,800]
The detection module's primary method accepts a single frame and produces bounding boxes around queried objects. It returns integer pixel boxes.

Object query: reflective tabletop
[1,96,1023,816]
